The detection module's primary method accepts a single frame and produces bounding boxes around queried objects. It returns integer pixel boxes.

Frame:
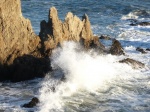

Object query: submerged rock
[138,22,150,26]
[99,35,112,40]
[130,22,150,26]
[23,97,39,108]
[109,39,125,55]
[136,47,147,54]
[119,58,145,69]
[146,48,150,51]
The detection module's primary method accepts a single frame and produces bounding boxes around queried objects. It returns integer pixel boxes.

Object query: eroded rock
[0,0,51,82]
[39,7,104,55]
[110,39,125,55]
[0,0,41,65]
[119,58,145,69]
[23,97,39,108]
[136,47,147,54]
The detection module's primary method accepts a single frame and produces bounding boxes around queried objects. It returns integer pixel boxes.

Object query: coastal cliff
[0,0,41,64]
[0,0,49,81]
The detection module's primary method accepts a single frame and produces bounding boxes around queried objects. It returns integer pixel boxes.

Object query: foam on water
[38,41,147,112]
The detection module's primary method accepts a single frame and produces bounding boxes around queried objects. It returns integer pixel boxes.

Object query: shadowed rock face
[110,39,125,55]
[39,7,104,56]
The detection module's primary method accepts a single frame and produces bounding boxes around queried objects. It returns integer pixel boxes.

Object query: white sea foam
[38,41,143,112]
[121,12,139,20]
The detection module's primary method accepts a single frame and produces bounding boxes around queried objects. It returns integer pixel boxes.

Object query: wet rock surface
[129,19,150,26]
[99,35,112,40]
[136,47,147,54]
[146,48,150,51]
[109,39,125,55]
[119,58,145,69]
[22,97,39,108]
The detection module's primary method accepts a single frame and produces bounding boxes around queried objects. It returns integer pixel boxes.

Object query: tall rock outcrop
[39,7,104,56]
[0,0,51,82]
[0,0,41,65]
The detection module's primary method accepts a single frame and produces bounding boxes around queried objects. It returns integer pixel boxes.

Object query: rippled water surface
[0,0,150,112]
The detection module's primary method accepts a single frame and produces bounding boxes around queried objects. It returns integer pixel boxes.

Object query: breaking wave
[38,42,143,112]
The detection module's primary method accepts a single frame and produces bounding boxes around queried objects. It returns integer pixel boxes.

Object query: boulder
[136,47,147,54]
[146,48,150,51]
[99,35,112,40]
[109,39,125,55]
[23,97,39,108]
[119,58,145,69]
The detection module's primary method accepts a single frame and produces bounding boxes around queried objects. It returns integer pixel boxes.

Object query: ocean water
[0,0,150,112]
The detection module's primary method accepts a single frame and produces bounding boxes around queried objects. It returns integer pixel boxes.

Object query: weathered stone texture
[0,0,41,65]
[39,7,104,56]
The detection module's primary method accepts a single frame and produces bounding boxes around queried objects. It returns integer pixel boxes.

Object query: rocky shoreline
[0,0,147,82]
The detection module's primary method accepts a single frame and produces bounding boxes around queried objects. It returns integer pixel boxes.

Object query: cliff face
[39,7,104,56]
[0,0,41,65]
[0,0,51,82]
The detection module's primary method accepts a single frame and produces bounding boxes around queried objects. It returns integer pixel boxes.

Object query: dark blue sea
[0,0,150,111]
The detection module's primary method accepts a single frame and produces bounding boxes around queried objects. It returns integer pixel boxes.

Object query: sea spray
[38,41,142,112]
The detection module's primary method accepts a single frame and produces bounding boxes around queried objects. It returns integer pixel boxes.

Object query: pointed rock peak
[49,7,58,20]
[65,12,74,20]
[81,13,93,41]
[82,13,89,21]
[50,7,57,13]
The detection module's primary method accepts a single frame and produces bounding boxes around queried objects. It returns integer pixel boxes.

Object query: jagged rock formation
[39,7,104,56]
[0,1,104,82]
[0,1,145,82]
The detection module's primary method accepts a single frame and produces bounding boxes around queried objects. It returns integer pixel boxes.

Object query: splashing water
[38,42,143,112]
